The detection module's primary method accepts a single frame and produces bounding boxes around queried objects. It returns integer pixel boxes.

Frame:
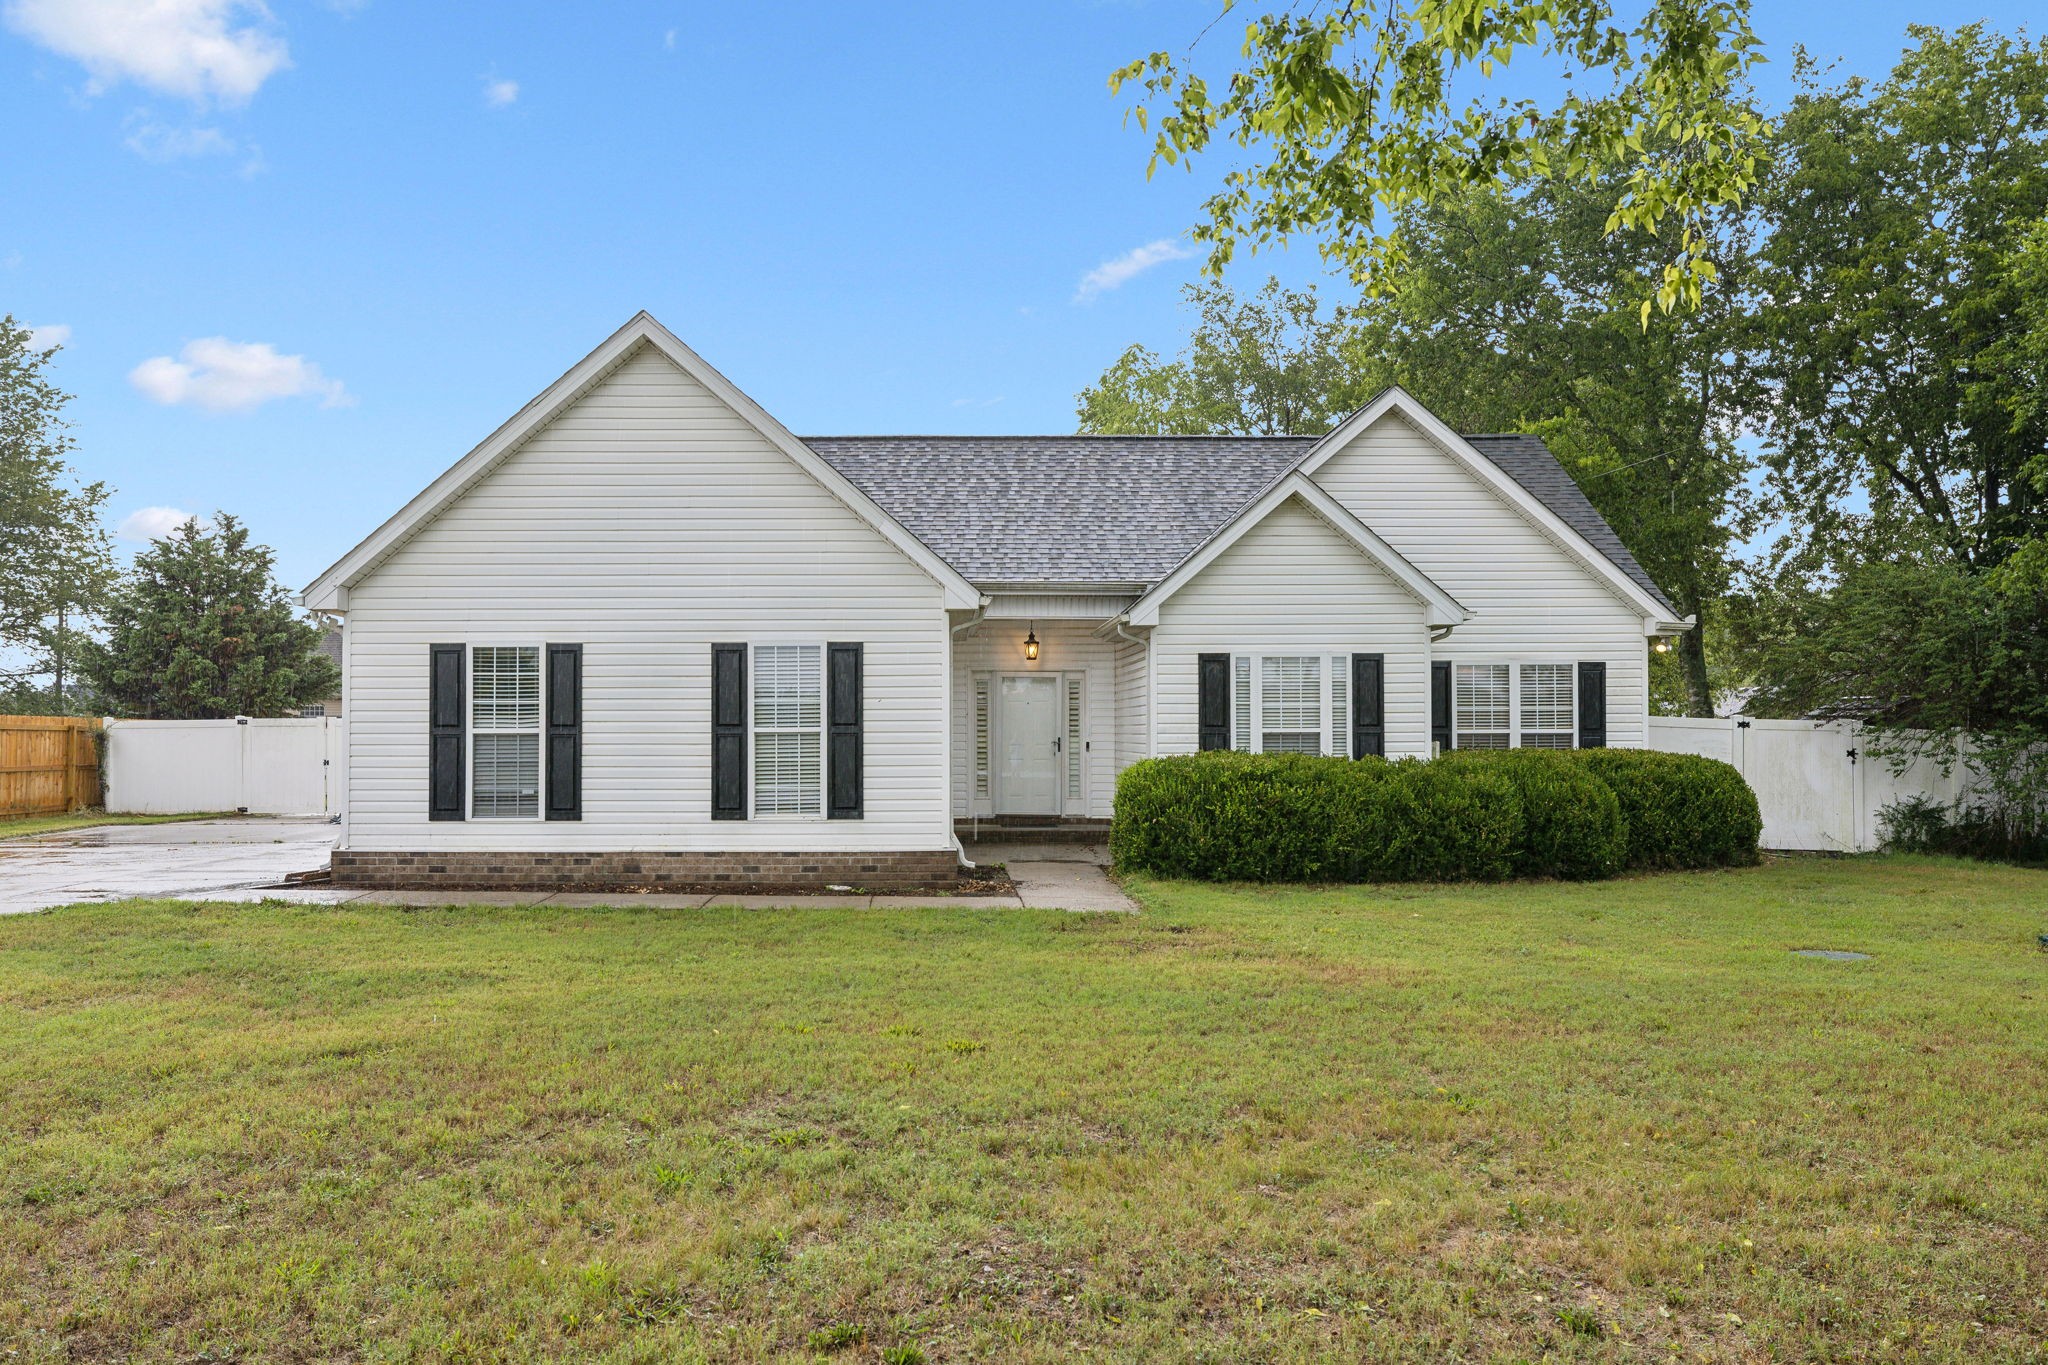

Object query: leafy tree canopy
[0,315,114,695]
[85,513,337,719]
[1077,278,1370,436]
[1114,0,1769,319]
[1743,25,2048,575]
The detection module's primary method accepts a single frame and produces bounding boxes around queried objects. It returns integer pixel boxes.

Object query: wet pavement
[0,823,1136,915]
[0,817,338,915]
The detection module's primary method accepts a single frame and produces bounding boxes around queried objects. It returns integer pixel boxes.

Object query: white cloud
[483,77,518,107]
[1074,238,1194,303]
[116,506,204,542]
[123,111,232,159]
[663,28,676,50]
[129,337,351,412]
[122,112,266,173]
[26,323,70,349]
[3,0,290,105]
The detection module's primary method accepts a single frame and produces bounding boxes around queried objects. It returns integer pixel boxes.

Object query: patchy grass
[2,856,2045,1362]
[0,809,237,841]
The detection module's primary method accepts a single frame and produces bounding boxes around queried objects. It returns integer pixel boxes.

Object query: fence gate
[1646,717,1969,853]
[104,717,344,816]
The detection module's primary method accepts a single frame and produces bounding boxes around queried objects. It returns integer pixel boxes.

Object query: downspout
[1429,624,1456,643]
[949,597,993,865]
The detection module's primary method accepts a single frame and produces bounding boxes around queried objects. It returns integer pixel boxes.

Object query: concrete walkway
[0,817,338,916]
[961,839,1137,913]
[1,819,1137,915]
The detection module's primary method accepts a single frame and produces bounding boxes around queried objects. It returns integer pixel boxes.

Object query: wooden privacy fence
[0,715,103,817]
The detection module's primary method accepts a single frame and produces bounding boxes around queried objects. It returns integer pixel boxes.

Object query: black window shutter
[545,643,582,821]
[711,643,747,819]
[1578,661,1608,748]
[1351,653,1385,758]
[429,643,465,821]
[827,642,863,819]
[1197,653,1231,751]
[1431,660,1453,754]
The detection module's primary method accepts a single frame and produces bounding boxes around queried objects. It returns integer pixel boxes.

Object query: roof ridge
[800,433,1317,441]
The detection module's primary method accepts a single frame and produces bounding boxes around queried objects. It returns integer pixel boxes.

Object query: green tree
[85,514,338,719]
[1077,278,1369,435]
[1343,181,1754,713]
[1,316,115,709]
[1113,0,1769,317]
[1742,26,2048,574]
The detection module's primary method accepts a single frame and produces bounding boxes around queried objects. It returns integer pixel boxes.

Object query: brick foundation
[329,848,960,892]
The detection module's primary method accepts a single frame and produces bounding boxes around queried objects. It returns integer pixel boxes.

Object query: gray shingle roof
[805,432,1675,614]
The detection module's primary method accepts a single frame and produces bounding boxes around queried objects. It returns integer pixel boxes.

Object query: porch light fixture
[1023,625,1040,661]
[1653,637,1673,654]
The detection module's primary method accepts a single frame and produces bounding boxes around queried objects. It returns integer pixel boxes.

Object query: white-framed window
[1450,662,1577,750]
[1230,653,1352,755]
[471,645,542,818]
[1454,664,1511,749]
[1520,664,1576,748]
[752,643,823,817]
[298,704,326,718]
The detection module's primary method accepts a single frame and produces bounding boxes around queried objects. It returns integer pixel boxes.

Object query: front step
[956,818,1112,845]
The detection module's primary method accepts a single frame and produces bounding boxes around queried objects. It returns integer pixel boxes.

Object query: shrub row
[1110,747,1760,883]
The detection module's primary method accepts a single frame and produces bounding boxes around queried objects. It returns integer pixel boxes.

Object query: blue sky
[1,1,2035,589]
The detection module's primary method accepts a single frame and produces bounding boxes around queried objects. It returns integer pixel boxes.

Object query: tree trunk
[1679,623,1715,717]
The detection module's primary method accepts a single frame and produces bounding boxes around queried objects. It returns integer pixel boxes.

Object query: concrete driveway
[0,817,337,916]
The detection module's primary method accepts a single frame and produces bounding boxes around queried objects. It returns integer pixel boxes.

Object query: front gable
[1299,390,1688,633]
[303,313,978,611]
[1303,407,1685,641]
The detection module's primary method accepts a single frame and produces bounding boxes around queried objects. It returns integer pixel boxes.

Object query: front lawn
[3,858,2045,1362]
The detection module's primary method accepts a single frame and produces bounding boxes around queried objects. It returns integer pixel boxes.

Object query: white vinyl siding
[470,645,541,818]
[1307,412,1650,747]
[1150,498,1432,758]
[752,644,823,817]
[342,342,951,853]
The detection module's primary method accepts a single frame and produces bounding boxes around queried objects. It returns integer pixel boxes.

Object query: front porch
[951,605,1144,825]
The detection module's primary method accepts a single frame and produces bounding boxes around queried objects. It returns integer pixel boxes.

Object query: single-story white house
[303,313,1691,888]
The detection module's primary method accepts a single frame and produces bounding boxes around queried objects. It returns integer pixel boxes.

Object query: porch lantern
[1023,625,1040,661]
[1653,637,1673,654]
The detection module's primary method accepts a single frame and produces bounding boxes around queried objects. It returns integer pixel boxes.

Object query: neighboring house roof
[808,429,1676,613]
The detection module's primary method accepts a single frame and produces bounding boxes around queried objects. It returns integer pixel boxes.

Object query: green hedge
[1574,749,1762,870]
[1111,747,1758,883]
[1440,748,1627,879]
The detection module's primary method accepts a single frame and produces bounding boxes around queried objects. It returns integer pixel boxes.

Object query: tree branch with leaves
[1113,0,1769,321]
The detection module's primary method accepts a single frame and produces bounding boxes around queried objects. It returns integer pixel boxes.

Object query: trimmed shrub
[1440,749,1627,879]
[1108,750,1379,882]
[1572,749,1761,870]
[1365,757,1524,882]
[1111,752,1523,883]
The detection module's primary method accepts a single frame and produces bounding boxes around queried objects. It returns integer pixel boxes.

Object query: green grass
[3,857,2046,1362]
[0,809,237,840]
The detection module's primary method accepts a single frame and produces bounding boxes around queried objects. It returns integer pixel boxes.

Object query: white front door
[996,674,1062,815]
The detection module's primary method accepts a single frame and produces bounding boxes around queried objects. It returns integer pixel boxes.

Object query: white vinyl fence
[104,717,345,816]
[1646,717,1972,853]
